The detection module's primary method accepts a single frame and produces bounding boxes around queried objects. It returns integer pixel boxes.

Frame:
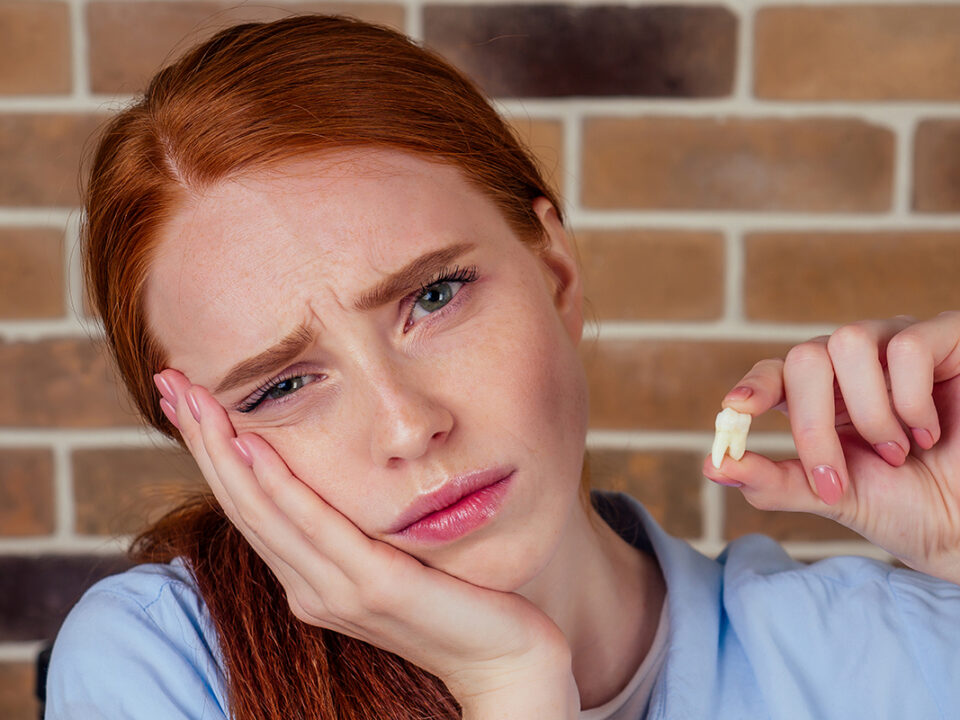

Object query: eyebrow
[213,241,476,396]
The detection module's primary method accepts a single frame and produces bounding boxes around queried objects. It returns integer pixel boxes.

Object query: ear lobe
[532,197,583,343]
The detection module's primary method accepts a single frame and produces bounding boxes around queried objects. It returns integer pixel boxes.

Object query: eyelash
[235,264,479,413]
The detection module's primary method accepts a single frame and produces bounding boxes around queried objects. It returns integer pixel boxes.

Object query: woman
[46,14,960,720]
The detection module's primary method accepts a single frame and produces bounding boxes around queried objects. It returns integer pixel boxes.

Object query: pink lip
[388,467,514,543]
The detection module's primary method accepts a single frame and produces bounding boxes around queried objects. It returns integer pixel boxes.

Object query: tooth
[712,407,752,469]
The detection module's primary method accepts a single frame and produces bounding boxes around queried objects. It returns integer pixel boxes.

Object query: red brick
[0,449,54,537]
[589,449,703,538]
[914,120,960,212]
[0,114,106,207]
[0,662,35,720]
[745,231,960,323]
[575,229,724,321]
[0,2,71,95]
[506,117,564,198]
[0,338,138,428]
[755,6,960,100]
[73,447,205,535]
[88,2,406,93]
[582,117,894,212]
[424,4,735,98]
[584,340,793,432]
[0,228,64,319]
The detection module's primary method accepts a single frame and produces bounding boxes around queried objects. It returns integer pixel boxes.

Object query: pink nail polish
[726,386,754,402]
[187,391,201,422]
[873,441,907,466]
[911,427,934,450]
[153,373,174,403]
[232,437,253,466]
[812,465,843,505]
[159,397,181,430]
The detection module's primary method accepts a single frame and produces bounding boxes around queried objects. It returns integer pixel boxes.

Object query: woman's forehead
[144,149,514,378]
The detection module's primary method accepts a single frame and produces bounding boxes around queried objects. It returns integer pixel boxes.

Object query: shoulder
[719,533,960,716]
[46,557,228,720]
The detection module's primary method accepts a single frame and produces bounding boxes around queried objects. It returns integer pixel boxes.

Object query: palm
[833,374,960,574]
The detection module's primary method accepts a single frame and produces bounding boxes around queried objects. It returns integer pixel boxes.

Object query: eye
[407,265,478,328]
[236,371,321,413]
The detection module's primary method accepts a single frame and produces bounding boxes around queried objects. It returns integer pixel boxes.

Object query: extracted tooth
[711,407,752,469]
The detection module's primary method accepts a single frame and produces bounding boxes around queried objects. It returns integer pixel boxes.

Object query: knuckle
[886,331,926,362]
[784,342,828,370]
[826,323,873,359]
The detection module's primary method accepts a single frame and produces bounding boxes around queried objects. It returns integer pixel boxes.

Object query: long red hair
[83,14,566,720]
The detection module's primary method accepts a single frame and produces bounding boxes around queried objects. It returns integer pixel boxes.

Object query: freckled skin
[145,149,590,592]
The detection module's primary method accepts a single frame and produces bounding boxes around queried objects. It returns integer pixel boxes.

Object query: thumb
[703,452,845,517]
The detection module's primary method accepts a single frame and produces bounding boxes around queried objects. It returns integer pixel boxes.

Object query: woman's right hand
[154,369,578,719]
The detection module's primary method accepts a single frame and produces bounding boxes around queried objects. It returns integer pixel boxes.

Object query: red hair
[83,14,565,719]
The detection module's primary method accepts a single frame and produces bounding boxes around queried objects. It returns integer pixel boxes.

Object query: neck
[517,495,665,711]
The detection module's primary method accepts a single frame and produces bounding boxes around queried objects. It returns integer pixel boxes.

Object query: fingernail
[911,427,934,450]
[159,397,180,430]
[873,441,907,467]
[187,390,201,423]
[153,373,174,403]
[725,386,754,403]
[812,465,843,505]
[232,437,253,466]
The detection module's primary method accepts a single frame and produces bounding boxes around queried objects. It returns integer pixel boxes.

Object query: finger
[156,370,320,598]
[886,311,960,449]
[702,452,835,517]
[826,318,913,466]
[721,358,786,415]
[783,340,850,506]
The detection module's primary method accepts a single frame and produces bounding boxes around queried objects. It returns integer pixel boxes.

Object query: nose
[366,361,454,468]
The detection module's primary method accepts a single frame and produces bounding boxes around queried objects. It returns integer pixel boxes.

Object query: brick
[0,114,106,207]
[0,555,131,641]
[725,489,860,542]
[745,231,960,324]
[582,117,894,212]
[914,120,960,212]
[424,4,736,98]
[589,449,703,538]
[575,229,724,321]
[755,6,960,100]
[0,228,65,319]
[506,117,564,198]
[0,662,36,720]
[73,448,205,536]
[584,340,793,431]
[0,338,138,428]
[0,449,54,537]
[0,2,71,95]
[88,2,406,94]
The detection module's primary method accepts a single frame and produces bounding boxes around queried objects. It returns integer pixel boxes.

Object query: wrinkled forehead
[142,149,508,383]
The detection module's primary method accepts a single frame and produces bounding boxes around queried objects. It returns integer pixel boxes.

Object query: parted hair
[81,14,563,720]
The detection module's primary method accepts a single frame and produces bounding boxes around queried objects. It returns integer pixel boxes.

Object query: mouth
[388,467,515,544]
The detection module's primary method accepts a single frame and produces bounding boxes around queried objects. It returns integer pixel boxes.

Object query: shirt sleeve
[45,562,228,720]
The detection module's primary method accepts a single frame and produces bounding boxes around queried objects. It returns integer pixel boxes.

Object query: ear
[532,197,583,344]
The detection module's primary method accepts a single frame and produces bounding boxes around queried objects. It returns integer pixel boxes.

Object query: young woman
[46,14,960,720]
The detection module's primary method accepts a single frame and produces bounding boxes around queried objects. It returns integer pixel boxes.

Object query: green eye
[265,376,307,401]
[417,282,456,313]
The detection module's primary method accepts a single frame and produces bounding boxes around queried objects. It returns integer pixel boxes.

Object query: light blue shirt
[46,492,960,719]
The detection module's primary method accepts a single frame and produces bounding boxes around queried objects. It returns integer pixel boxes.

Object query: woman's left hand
[703,312,960,584]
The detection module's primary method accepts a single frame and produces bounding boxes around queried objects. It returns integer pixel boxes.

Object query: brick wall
[3,1,960,716]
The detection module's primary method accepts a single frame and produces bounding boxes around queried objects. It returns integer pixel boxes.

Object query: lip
[388,467,515,543]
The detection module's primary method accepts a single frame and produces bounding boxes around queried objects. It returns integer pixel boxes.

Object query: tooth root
[711,432,730,469]
[711,407,753,469]
[728,432,747,461]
